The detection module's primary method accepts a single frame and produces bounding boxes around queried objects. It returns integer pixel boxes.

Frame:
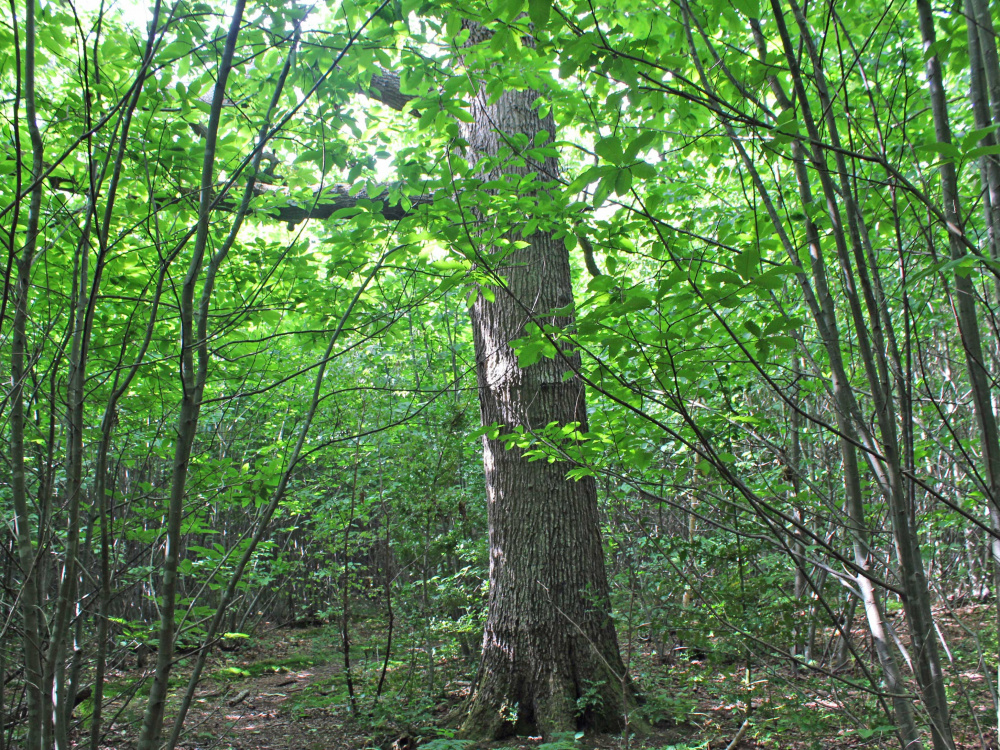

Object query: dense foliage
[1,0,998,747]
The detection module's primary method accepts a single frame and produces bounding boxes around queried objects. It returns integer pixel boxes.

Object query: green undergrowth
[120,603,997,750]
[213,653,325,681]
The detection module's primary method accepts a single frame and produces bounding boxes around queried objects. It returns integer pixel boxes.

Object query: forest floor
[92,604,998,750]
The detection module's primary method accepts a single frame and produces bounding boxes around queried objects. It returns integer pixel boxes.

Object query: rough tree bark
[455,26,634,740]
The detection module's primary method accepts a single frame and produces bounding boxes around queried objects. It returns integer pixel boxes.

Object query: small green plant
[285,685,342,720]
[216,666,252,680]
[641,692,697,725]
[242,654,318,677]
[538,731,584,750]
[575,679,606,717]
[419,741,473,750]
[857,725,897,740]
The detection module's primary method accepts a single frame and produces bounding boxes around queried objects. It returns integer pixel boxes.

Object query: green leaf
[735,247,760,280]
[161,41,191,59]
[432,259,470,271]
[568,165,610,193]
[450,104,475,123]
[614,168,633,196]
[588,275,616,292]
[631,161,657,180]
[490,27,511,52]
[918,141,961,161]
[517,341,545,368]
[529,0,551,29]
[753,268,790,289]
[939,254,981,277]
[623,131,658,161]
[966,144,1000,158]
[731,0,759,15]
[595,136,624,165]
[770,335,796,350]
[631,449,653,470]
[962,123,1000,150]
[594,172,616,208]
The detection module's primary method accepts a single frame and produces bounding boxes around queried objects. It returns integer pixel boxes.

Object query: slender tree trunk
[48,208,93,750]
[375,464,395,704]
[965,0,1000,687]
[915,2,997,744]
[788,359,807,671]
[342,442,362,717]
[9,1,46,745]
[165,244,391,749]
[725,14,925,745]
[136,3,246,746]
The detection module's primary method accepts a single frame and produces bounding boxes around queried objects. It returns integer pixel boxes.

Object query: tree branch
[254,182,434,225]
[366,70,416,112]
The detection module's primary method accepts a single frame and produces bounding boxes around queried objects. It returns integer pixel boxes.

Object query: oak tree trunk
[458,30,633,740]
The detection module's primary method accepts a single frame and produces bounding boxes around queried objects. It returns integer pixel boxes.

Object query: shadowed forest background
[1,0,999,747]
